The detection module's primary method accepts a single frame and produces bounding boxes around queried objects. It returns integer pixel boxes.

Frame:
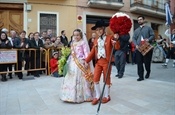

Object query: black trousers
[7,64,12,76]
[17,51,23,79]
[114,50,126,76]
[0,64,7,76]
[166,47,175,59]
[136,49,153,79]
[31,51,41,76]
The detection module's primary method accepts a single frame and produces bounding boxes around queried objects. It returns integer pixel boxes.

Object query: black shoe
[1,77,5,82]
[8,74,12,79]
[18,76,23,79]
[34,75,40,77]
[1,78,7,82]
[118,75,123,79]
[18,73,23,79]
[27,72,30,76]
[1,75,7,82]
[115,74,119,77]
[137,78,144,81]
[145,74,150,79]
[58,74,63,77]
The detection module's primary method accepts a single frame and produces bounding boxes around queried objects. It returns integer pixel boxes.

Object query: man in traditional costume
[85,20,120,105]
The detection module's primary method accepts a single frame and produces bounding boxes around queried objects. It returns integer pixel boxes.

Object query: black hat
[91,20,109,30]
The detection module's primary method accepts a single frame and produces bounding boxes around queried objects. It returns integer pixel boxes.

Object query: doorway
[0,3,23,35]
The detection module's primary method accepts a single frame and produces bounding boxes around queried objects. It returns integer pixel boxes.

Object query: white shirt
[8,37,13,46]
[97,35,106,59]
[36,40,38,46]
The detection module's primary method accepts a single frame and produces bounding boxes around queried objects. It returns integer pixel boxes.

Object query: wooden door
[0,3,23,35]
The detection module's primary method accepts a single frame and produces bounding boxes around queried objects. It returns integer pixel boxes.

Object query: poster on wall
[0,50,17,64]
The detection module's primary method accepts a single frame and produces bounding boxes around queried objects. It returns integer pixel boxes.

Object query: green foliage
[58,47,71,75]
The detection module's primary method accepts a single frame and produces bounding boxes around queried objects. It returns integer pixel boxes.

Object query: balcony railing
[130,0,165,18]
[87,0,124,10]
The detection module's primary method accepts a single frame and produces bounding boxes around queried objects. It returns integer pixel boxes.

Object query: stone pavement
[0,63,175,115]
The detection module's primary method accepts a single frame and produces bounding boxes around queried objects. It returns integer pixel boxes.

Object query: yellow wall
[0,0,26,3]
[77,0,166,39]
[27,0,77,39]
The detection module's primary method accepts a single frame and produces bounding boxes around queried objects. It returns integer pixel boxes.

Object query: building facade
[169,0,175,29]
[0,0,174,40]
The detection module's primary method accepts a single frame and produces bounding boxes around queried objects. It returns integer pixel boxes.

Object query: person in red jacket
[85,20,120,105]
[50,52,59,77]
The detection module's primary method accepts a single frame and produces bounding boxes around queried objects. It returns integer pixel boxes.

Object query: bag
[63,63,68,77]
[138,41,154,56]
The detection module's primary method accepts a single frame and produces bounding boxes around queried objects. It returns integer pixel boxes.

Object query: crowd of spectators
[0,28,68,82]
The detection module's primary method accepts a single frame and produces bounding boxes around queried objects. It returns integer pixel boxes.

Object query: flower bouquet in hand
[58,47,71,76]
[109,12,132,36]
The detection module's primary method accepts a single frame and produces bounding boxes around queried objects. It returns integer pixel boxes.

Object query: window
[39,12,58,36]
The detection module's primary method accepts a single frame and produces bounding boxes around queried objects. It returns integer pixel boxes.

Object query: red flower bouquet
[110,12,132,36]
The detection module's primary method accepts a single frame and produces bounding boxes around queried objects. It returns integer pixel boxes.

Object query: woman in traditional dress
[60,29,94,103]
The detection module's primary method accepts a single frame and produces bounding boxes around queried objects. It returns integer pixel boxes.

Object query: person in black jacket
[0,32,12,81]
[60,30,68,46]
[30,32,44,77]
[114,33,130,78]
[13,30,30,79]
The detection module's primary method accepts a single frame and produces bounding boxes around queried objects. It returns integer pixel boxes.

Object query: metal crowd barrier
[0,48,47,75]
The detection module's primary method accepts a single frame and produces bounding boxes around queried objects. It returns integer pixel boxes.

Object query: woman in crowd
[0,32,12,81]
[28,32,34,40]
[54,36,64,48]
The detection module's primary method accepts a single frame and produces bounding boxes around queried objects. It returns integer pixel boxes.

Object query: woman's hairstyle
[33,32,40,36]
[0,32,8,40]
[61,30,65,34]
[45,37,50,40]
[28,32,33,38]
[20,30,26,35]
[73,29,83,38]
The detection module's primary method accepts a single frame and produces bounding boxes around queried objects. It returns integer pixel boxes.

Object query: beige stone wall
[26,0,77,39]
[0,0,167,38]
[77,0,166,39]
[0,0,27,3]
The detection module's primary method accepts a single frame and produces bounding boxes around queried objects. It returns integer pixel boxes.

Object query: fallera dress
[60,39,93,103]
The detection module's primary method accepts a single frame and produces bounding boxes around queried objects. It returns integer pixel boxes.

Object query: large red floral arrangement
[110,12,132,36]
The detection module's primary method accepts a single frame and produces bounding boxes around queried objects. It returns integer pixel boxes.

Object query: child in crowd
[50,52,60,77]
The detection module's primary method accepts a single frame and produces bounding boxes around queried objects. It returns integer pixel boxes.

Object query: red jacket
[50,58,58,73]
[85,35,120,63]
